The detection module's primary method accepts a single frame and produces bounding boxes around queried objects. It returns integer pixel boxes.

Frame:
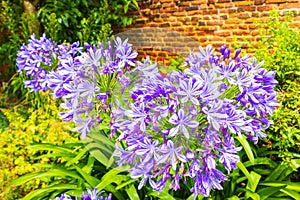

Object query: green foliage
[159,56,185,74]
[11,126,139,200]
[37,0,138,44]
[0,101,74,200]
[213,136,300,200]
[253,9,300,166]
[0,0,40,81]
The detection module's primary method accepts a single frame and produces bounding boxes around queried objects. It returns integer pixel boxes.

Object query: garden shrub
[0,97,76,200]
[253,10,300,167]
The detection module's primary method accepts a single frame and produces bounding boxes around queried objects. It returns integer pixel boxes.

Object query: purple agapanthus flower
[112,43,277,198]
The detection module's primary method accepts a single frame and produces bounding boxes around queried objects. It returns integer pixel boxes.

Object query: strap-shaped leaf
[22,184,80,200]
[236,134,255,164]
[125,184,140,200]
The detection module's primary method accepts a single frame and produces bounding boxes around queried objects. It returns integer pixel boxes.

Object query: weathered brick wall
[115,0,300,64]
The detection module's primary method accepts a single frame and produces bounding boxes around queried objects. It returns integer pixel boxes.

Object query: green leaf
[85,143,113,168]
[243,157,277,168]
[10,168,82,186]
[237,162,250,179]
[148,191,176,200]
[259,181,300,191]
[258,185,286,200]
[21,184,80,200]
[187,194,204,200]
[245,189,260,200]
[115,179,135,190]
[125,184,140,200]
[246,171,261,192]
[265,164,289,181]
[236,134,255,164]
[29,143,74,154]
[280,189,300,199]
[96,166,130,190]
[75,166,100,187]
[66,147,88,166]
[226,195,241,200]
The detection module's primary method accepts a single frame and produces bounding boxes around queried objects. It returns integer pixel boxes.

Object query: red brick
[187,10,203,15]
[245,6,256,11]
[252,12,260,17]
[183,21,198,25]
[238,13,251,19]
[214,30,231,36]
[160,13,172,18]
[257,5,273,11]
[229,8,237,13]
[171,22,183,26]
[235,1,253,6]
[218,0,231,2]
[203,9,219,14]
[190,0,207,5]
[207,20,224,25]
[251,30,259,36]
[249,24,257,29]
[239,24,248,29]
[197,26,218,31]
[254,0,265,5]
[173,11,187,16]
[279,3,300,9]
[233,29,250,35]
[222,24,237,29]
[219,8,230,13]
[226,37,234,42]
[163,7,178,13]
[212,15,220,19]
[162,3,176,8]
[224,3,235,8]
[191,16,202,21]
[179,2,191,6]
[208,36,225,41]
[220,14,228,19]
[225,18,242,24]
[266,0,286,3]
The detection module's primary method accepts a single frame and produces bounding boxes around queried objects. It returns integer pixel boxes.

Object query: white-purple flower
[169,109,199,139]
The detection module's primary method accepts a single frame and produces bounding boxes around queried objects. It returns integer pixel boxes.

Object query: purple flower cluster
[111,45,278,197]
[17,34,137,138]
[17,34,278,198]
[54,188,112,200]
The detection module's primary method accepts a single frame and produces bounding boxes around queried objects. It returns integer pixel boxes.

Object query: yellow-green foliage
[0,102,76,199]
[254,10,300,167]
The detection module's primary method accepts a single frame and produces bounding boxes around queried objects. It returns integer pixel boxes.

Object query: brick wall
[114,0,300,64]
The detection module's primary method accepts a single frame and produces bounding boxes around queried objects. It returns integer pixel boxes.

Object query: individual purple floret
[112,44,278,198]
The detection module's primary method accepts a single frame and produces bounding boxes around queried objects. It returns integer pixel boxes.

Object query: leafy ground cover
[0,96,76,199]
